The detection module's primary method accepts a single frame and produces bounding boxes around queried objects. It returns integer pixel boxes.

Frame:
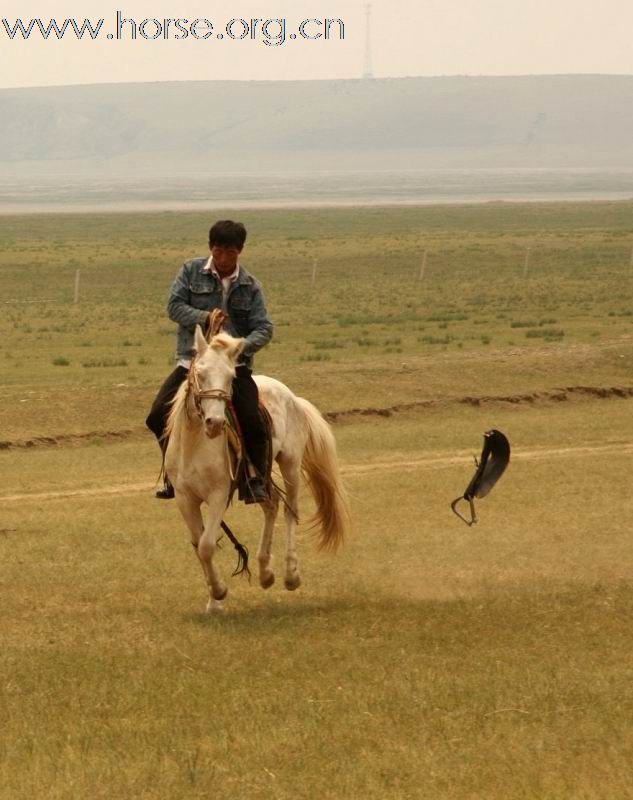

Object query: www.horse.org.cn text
[1,13,346,46]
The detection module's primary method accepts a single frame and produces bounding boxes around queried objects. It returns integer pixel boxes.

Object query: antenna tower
[362,4,374,79]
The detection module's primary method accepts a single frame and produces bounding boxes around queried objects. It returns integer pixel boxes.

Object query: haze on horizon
[0,0,632,90]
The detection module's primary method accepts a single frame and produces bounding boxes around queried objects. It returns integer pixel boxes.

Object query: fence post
[418,250,427,281]
[74,269,80,304]
[523,248,531,279]
[311,259,318,288]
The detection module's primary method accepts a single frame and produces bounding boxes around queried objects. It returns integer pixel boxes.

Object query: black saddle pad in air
[451,429,510,525]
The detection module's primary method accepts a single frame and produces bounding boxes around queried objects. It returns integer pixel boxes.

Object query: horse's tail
[295,397,350,552]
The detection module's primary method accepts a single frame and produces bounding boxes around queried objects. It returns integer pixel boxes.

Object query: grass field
[1,202,633,798]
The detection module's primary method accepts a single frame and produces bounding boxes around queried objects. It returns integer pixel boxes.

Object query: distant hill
[2,75,633,179]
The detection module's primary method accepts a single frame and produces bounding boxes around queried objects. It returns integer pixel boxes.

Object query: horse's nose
[205,416,225,438]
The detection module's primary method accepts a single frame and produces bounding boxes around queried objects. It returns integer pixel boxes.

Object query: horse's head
[190,325,245,438]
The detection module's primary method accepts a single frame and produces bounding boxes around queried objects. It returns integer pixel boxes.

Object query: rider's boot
[244,475,269,504]
[244,435,270,504]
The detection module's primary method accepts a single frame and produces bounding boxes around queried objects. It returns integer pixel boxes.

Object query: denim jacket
[167,257,273,367]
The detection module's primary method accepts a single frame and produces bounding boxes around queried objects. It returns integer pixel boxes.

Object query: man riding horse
[146,219,273,503]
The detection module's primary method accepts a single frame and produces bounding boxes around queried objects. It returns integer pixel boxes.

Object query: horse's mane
[164,379,189,439]
[191,330,245,364]
[209,331,243,353]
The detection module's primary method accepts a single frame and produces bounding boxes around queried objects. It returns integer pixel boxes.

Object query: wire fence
[3,245,633,306]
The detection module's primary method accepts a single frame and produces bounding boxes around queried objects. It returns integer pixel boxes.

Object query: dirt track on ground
[3,440,631,504]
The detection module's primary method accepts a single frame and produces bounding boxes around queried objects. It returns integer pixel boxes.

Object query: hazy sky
[1,0,632,89]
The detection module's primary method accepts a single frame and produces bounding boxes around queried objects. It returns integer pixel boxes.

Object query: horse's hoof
[284,574,302,591]
[260,572,275,590]
[206,598,226,614]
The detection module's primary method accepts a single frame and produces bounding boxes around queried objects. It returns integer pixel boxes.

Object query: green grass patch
[418,334,452,345]
[299,353,332,362]
[525,328,565,340]
[511,319,539,328]
[82,358,129,368]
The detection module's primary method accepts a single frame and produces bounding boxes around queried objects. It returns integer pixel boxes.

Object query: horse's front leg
[198,487,230,611]
[175,490,222,610]
[174,489,207,576]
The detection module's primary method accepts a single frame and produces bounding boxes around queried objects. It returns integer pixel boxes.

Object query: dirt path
[3,440,631,504]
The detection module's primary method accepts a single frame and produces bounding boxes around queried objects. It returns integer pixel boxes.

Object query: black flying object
[451,430,511,526]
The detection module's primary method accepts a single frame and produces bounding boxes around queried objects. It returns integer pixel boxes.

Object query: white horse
[164,326,350,612]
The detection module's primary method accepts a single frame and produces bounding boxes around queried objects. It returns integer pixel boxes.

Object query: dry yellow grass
[2,398,633,799]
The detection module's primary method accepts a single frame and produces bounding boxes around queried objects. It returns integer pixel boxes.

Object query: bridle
[186,354,232,421]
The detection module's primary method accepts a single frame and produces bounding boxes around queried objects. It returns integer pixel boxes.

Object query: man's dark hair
[209,220,247,249]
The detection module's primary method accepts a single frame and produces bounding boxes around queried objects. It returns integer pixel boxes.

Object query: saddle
[451,429,511,526]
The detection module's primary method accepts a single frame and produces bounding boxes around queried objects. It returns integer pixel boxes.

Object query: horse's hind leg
[278,455,301,591]
[257,495,279,590]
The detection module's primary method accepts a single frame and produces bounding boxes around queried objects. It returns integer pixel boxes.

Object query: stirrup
[450,496,477,526]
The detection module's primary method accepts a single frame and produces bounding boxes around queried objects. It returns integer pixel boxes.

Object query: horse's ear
[193,325,208,356]
[228,338,246,362]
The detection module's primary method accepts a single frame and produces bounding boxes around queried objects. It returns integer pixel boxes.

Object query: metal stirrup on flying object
[451,429,511,526]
